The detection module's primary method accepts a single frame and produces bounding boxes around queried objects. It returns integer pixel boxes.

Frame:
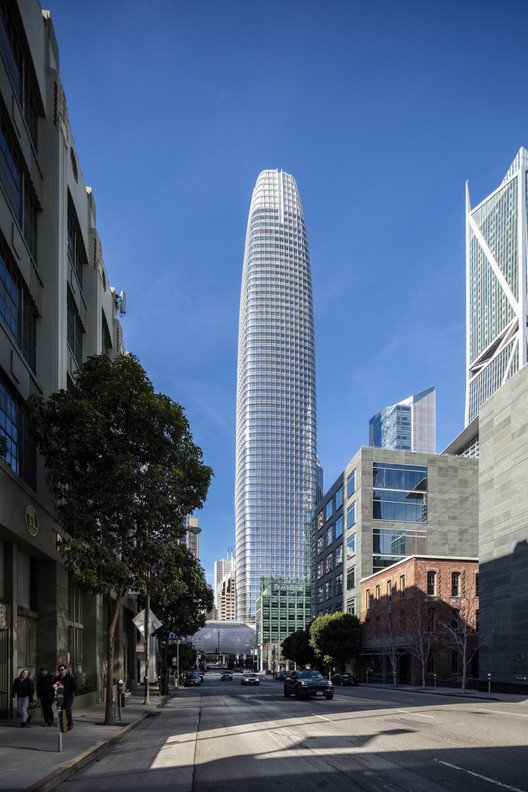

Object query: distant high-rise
[369,387,436,453]
[235,169,317,623]
[214,549,234,608]
[182,515,201,559]
[466,147,528,424]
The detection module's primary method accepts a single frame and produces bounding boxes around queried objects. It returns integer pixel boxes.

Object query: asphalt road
[62,672,528,792]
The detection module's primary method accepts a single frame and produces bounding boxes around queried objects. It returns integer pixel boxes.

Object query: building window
[347,470,356,498]
[346,597,355,615]
[0,372,36,488]
[67,292,83,365]
[366,617,370,636]
[475,573,479,596]
[347,502,356,529]
[326,526,332,547]
[366,587,370,609]
[0,3,38,149]
[400,575,405,598]
[317,586,323,604]
[451,650,460,674]
[325,499,333,521]
[427,654,435,674]
[325,580,333,600]
[387,580,392,602]
[427,571,437,596]
[346,533,356,559]
[451,609,460,630]
[335,545,343,566]
[335,485,343,509]
[0,246,37,370]
[335,515,343,538]
[346,566,355,590]
[372,462,427,523]
[375,585,380,605]
[317,561,323,579]
[451,572,461,597]
[376,616,380,637]
[400,609,406,633]
[68,206,85,287]
[0,115,37,262]
[325,554,333,574]
[317,511,323,530]
[317,535,324,554]
[335,573,343,596]
[387,613,392,633]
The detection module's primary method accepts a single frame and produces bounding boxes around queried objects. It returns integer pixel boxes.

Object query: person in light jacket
[12,669,34,727]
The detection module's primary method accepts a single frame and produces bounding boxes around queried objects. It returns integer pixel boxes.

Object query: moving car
[331,673,359,686]
[220,671,233,681]
[284,670,333,700]
[184,672,202,687]
[241,673,260,685]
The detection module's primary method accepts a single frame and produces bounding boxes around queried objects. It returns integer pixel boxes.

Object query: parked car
[220,671,233,681]
[331,673,359,686]
[241,673,260,686]
[274,671,289,681]
[184,672,202,687]
[284,670,334,700]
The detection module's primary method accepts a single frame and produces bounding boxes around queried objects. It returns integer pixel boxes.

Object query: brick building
[360,555,479,686]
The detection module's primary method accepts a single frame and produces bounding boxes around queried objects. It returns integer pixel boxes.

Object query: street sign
[133,609,162,636]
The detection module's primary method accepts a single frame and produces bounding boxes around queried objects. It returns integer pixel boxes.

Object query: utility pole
[144,569,150,705]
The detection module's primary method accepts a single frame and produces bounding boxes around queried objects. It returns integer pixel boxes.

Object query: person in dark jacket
[53,664,77,730]
[36,666,55,726]
[11,669,34,727]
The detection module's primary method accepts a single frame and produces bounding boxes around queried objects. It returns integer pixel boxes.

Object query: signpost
[53,682,64,752]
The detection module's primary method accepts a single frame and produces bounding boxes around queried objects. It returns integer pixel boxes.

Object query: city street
[59,672,528,792]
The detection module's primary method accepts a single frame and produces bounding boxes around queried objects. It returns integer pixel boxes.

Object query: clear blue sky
[46,0,528,587]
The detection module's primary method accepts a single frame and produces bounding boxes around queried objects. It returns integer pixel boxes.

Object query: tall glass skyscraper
[235,170,317,623]
[369,387,436,453]
[466,147,528,424]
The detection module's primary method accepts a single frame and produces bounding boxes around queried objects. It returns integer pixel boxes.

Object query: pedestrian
[37,666,55,726]
[53,664,77,731]
[11,668,34,727]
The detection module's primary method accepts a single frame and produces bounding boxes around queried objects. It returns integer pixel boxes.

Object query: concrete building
[256,577,311,672]
[312,447,479,624]
[214,549,234,610]
[218,569,236,621]
[0,0,134,715]
[182,515,201,560]
[235,169,317,622]
[466,147,528,425]
[369,387,436,453]
[360,555,479,685]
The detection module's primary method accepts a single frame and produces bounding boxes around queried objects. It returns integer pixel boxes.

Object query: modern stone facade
[312,447,479,624]
[478,363,528,687]
[0,0,135,716]
[256,577,311,672]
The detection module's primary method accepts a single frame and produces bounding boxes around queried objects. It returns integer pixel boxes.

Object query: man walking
[53,665,77,731]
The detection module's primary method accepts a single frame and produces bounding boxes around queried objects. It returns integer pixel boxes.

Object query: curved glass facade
[235,170,317,623]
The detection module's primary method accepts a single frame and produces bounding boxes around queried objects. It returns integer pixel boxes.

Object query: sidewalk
[1,687,168,792]
[360,681,528,703]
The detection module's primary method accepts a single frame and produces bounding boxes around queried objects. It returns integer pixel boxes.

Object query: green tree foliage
[24,354,212,724]
[309,612,361,672]
[148,544,213,691]
[281,628,316,668]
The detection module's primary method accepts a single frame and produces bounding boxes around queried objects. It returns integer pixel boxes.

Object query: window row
[0,244,37,370]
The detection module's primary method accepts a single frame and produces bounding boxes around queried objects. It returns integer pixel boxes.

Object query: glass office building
[369,387,435,453]
[235,170,317,623]
[466,147,528,424]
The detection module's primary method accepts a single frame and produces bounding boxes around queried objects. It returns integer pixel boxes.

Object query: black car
[184,672,202,687]
[220,671,233,681]
[331,673,359,686]
[284,670,333,700]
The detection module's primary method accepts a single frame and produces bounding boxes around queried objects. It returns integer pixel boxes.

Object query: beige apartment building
[0,0,135,715]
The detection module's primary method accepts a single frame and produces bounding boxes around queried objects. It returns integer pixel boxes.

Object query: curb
[22,696,169,792]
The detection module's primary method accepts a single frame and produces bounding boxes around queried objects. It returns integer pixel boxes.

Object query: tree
[281,628,316,668]
[309,612,361,673]
[437,574,480,694]
[406,591,439,687]
[379,611,400,685]
[25,354,212,724]
[148,544,213,692]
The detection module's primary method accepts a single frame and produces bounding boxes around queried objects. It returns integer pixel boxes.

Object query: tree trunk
[105,589,124,725]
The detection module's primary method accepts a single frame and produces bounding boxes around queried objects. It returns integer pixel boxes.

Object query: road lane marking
[478,709,528,718]
[397,709,434,718]
[311,713,330,721]
[436,759,525,792]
